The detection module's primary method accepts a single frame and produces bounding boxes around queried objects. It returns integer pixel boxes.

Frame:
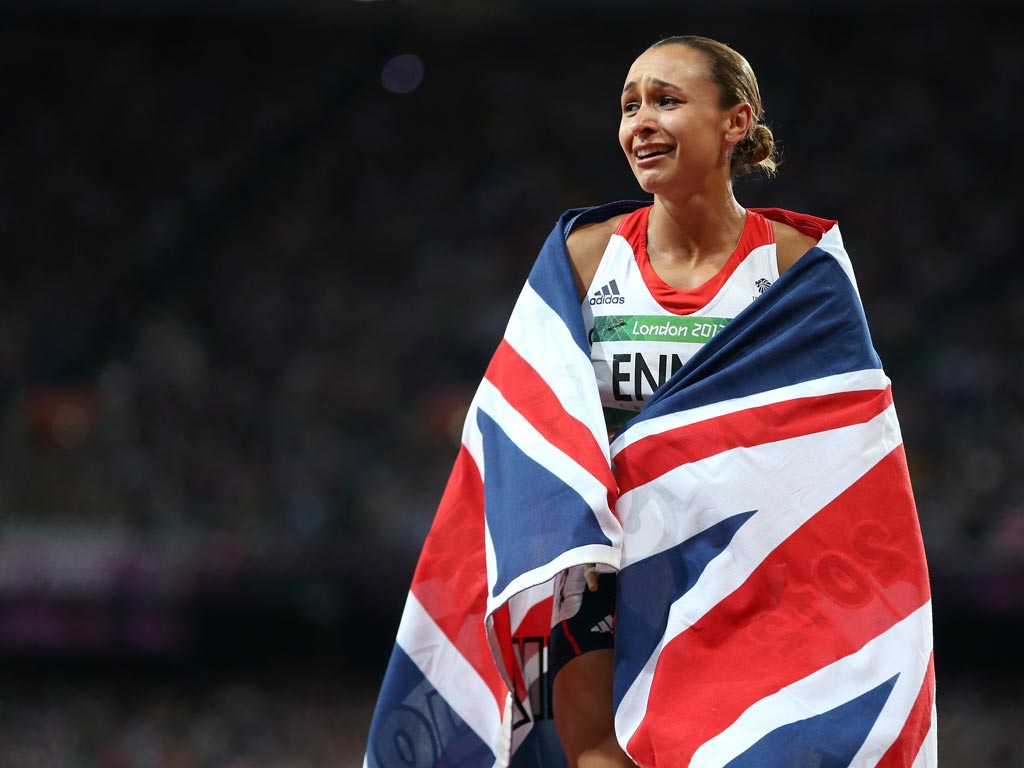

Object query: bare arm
[773,220,820,276]
[553,649,633,767]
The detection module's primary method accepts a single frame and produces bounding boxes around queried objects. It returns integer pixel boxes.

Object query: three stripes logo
[590,279,626,305]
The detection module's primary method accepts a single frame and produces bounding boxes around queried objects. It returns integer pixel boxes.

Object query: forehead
[623,44,712,90]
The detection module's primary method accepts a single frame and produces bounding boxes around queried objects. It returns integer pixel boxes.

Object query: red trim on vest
[614,205,776,316]
[560,619,583,656]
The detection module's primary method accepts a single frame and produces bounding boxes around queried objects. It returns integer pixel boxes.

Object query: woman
[366,32,935,768]
[550,35,819,767]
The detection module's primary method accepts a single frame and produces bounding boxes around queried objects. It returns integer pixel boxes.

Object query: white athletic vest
[582,205,780,429]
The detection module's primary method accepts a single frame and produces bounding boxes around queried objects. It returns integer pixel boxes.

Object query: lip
[634,145,674,166]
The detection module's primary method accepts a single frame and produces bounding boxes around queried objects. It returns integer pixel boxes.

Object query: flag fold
[364,202,936,768]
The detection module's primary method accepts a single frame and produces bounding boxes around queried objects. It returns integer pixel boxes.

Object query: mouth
[635,146,673,162]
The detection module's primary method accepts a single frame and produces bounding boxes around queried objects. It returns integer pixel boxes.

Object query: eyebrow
[621,77,681,95]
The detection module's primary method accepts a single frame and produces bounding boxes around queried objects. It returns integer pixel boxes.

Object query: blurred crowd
[1,3,1022,765]
[3,5,1022,566]
[2,670,1021,767]
[1,665,377,768]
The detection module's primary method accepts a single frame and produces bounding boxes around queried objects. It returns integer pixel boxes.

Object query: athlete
[550,36,821,767]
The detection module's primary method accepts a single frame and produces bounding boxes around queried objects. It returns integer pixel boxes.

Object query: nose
[630,102,657,136]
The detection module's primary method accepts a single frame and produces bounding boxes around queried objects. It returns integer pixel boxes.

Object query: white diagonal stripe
[464,379,620,610]
[503,282,610,452]
[475,377,620,546]
[688,602,933,767]
[611,368,890,457]
[397,592,504,752]
[617,404,902,568]
[615,405,905,746]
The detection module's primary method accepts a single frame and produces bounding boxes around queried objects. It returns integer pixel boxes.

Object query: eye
[658,95,679,107]
[622,100,640,114]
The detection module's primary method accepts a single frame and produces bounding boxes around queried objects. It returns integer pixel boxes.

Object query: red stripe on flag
[627,445,930,767]
[616,387,894,494]
[513,595,555,639]
[506,595,556,707]
[410,446,506,711]
[491,602,525,702]
[484,339,616,505]
[876,653,936,768]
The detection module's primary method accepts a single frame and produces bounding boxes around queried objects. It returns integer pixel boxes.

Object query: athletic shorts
[549,566,617,680]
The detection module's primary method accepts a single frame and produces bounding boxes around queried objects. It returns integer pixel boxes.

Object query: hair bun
[733,123,777,176]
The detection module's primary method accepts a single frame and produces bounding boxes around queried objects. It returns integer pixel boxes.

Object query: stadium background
[1,0,1021,765]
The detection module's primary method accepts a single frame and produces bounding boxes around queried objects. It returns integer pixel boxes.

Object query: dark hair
[651,35,778,177]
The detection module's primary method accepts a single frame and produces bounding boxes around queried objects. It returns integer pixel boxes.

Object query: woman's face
[619,44,741,195]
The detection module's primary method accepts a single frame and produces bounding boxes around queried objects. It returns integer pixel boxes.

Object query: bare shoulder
[772,219,821,275]
[566,214,625,300]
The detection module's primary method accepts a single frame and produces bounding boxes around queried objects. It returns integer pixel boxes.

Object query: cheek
[618,123,633,156]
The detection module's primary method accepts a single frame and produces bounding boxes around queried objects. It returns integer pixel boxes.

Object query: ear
[723,103,753,144]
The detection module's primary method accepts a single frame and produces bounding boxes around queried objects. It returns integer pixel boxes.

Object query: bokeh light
[381,53,424,95]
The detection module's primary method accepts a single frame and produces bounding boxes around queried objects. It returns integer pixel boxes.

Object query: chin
[633,174,667,196]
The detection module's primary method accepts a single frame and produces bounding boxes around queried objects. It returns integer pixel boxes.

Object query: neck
[647,184,746,265]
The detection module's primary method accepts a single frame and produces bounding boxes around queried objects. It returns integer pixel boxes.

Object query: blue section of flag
[614,511,755,706]
[478,409,611,597]
[723,675,899,768]
[366,645,495,768]
[528,201,649,356]
[526,222,591,355]
[508,721,570,768]
[626,249,882,435]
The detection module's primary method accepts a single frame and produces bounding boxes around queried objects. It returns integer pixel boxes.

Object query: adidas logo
[590,279,626,305]
[590,614,614,634]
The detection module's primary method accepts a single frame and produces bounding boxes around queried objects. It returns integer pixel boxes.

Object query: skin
[556,43,819,768]
[568,43,816,301]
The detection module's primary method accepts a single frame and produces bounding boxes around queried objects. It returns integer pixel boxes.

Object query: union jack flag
[364,202,936,768]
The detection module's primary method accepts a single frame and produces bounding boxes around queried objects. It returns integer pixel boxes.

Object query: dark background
[0,1,1021,765]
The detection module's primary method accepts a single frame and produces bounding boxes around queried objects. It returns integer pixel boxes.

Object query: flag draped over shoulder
[364,202,937,768]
